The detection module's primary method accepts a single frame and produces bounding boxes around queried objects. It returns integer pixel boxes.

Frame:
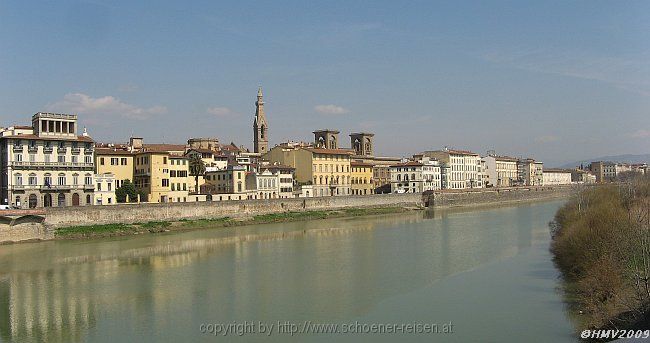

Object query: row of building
[1,88,647,208]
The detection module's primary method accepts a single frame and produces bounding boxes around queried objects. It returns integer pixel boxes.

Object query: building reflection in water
[0,202,546,342]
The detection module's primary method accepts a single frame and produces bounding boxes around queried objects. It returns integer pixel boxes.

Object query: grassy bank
[54,206,412,239]
[550,177,650,335]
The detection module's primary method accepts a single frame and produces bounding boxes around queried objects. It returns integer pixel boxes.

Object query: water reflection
[0,201,561,342]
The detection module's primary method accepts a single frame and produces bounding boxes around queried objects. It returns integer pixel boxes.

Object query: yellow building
[95,148,135,189]
[350,162,374,195]
[168,155,193,202]
[264,143,352,197]
[204,165,249,200]
[134,151,192,203]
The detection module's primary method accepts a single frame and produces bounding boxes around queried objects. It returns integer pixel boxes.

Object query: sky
[1,1,649,166]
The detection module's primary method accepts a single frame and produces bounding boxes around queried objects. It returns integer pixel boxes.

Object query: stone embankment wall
[44,193,423,228]
[426,185,575,208]
[1,185,576,243]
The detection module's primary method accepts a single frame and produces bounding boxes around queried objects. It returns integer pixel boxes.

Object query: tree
[115,179,139,203]
[188,154,206,194]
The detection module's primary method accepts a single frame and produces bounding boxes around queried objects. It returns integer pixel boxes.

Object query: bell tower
[253,86,268,154]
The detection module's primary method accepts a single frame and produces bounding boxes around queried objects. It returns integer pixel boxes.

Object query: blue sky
[1,1,649,166]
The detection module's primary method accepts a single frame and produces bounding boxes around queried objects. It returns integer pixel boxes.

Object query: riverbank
[1,186,575,243]
[550,177,650,338]
[53,206,414,240]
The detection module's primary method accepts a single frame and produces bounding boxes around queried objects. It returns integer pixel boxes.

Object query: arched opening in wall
[57,193,66,207]
[15,196,21,208]
[86,194,91,205]
[44,194,52,207]
[29,194,37,208]
[72,193,80,206]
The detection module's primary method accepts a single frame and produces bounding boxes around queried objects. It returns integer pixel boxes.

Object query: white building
[390,158,442,193]
[0,113,95,208]
[517,158,544,186]
[542,169,573,185]
[483,155,519,187]
[421,149,483,189]
[94,173,116,205]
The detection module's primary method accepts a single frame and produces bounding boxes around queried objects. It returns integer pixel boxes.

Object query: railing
[11,184,93,191]
[12,146,23,152]
[10,161,94,168]
[43,146,54,153]
[41,185,71,190]
[28,146,38,153]
[84,148,94,154]
[57,147,68,154]
[71,147,81,154]
[83,184,95,190]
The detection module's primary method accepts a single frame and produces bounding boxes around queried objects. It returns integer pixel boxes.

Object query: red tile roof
[303,147,354,155]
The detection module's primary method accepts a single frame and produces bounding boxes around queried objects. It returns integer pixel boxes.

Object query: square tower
[350,132,374,156]
[313,129,340,149]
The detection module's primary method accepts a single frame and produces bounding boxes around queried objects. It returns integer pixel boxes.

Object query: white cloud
[630,129,650,139]
[314,104,350,115]
[535,135,560,143]
[206,107,238,117]
[46,93,166,120]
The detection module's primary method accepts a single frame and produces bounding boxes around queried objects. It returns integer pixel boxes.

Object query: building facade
[95,148,134,189]
[350,162,374,195]
[483,155,519,187]
[390,158,442,193]
[94,173,116,205]
[517,158,544,186]
[542,169,573,185]
[422,149,483,189]
[1,113,95,208]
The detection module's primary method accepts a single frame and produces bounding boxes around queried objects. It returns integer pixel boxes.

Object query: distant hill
[560,154,650,169]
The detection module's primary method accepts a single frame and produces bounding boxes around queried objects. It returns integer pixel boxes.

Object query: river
[0,200,578,342]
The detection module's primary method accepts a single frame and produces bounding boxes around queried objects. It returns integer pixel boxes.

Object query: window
[45,155,51,163]
[100,157,105,165]
[15,173,22,186]
[111,158,118,165]
[108,182,112,191]
[85,155,92,164]
[97,183,102,191]
[16,154,23,162]
[29,174,37,185]
[29,154,35,162]
[162,179,169,187]
[44,174,52,187]
[85,174,92,185]
[58,155,65,163]
[73,174,79,185]
[72,156,78,163]
[58,174,66,186]
[121,158,127,165]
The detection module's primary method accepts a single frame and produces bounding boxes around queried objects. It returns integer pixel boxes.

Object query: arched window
[412,173,416,180]
[260,125,266,139]
[57,193,66,207]
[29,194,37,208]
[15,196,21,208]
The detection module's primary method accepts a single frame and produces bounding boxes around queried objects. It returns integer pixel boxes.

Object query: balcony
[10,161,94,169]
[12,146,23,153]
[11,184,41,191]
[57,147,68,154]
[84,147,94,154]
[71,147,81,154]
[41,185,71,191]
[28,146,38,153]
[43,146,54,153]
[83,184,95,190]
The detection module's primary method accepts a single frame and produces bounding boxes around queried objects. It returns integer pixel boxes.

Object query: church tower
[253,86,268,154]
